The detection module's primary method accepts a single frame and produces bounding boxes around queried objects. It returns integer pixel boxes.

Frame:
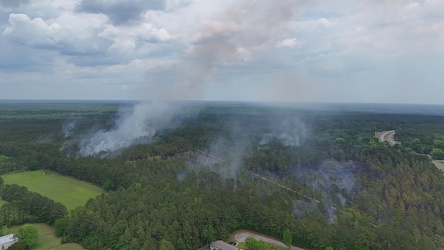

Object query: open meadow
[8,223,84,250]
[2,170,103,211]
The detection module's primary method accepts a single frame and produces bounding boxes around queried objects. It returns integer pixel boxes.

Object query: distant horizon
[2,98,444,116]
[2,98,444,106]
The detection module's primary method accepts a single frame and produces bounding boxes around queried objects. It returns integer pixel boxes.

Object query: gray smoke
[260,117,308,146]
[193,121,252,179]
[292,160,360,224]
[193,114,310,178]
[78,101,190,156]
[74,0,306,157]
[137,0,307,101]
[208,137,250,179]
[62,115,80,138]
[185,0,304,82]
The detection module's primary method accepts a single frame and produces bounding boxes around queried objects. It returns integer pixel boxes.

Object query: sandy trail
[379,130,398,146]
[232,230,305,250]
[432,161,444,172]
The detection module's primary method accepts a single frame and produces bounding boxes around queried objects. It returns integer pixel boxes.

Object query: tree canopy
[18,224,39,248]
[1,102,444,249]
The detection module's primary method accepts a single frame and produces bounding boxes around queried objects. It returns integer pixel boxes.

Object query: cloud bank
[1,0,444,103]
[77,0,166,25]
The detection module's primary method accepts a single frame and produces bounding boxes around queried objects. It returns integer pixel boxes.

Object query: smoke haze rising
[136,0,306,101]
[260,117,308,146]
[78,102,190,156]
[67,0,307,157]
[62,115,79,138]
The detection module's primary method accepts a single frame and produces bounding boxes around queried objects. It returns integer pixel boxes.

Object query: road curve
[379,130,398,146]
[432,161,444,172]
[232,230,305,250]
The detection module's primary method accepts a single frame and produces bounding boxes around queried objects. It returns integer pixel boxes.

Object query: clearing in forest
[2,170,103,211]
[8,223,84,250]
[375,130,399,146]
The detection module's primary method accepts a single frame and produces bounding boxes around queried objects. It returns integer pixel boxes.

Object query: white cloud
[3,13,60,47]
[99,22,174,54]
[18,0,80,19]
[165,0,192,11]
[276,38,300,48]
[3,12,111,55]
[2,9,178,68]
[316,17,333,27]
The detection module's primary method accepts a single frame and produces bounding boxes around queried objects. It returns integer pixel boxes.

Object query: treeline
[52,147,444,249]
[328,147,444,249]
[0,184,67,226]
[244,145,444,249]
[395,115,444,158]
[55,169,299,250]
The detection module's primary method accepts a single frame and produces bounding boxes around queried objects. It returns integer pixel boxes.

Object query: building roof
[210,240,238,250]
[0,234,17,245]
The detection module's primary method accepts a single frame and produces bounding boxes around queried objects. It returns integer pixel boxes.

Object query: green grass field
[2,170,103,211]
[8,223,84,250]
[237,241,289,250]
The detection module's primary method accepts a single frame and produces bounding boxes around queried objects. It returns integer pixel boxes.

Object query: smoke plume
[193,120,253,179]
[78,101,190,156]
[69,0,306,157]
[136,0,306,100]
[260,117,308,146]
[291,160,361,223]
[62,115,80,138]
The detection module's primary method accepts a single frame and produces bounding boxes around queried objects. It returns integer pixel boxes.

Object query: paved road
[432,161,444,172]
[379,130,398,146]
[233,230,305,250]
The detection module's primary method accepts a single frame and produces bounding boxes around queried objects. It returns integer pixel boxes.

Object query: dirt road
[379,130,398,146]
[432,160,444,172]
[232,230,305,250]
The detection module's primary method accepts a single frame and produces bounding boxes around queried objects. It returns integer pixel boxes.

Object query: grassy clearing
[237,241,289,250]
[2,170,103,211]
[8,223,84,250]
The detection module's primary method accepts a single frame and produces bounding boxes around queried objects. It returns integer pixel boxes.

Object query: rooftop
[210,240,238,250]
[0,234,18,245]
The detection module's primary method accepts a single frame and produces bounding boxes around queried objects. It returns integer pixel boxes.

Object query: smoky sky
[186,0,304,78]
[3,0,444,103]
[136,0,307,100]
[61,1,307,156]
[77,0,166,25]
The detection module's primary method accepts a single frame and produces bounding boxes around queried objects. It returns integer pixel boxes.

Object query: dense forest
[1,101,444,249]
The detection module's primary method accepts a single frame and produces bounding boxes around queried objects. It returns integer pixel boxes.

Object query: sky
[1,0,444,104]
